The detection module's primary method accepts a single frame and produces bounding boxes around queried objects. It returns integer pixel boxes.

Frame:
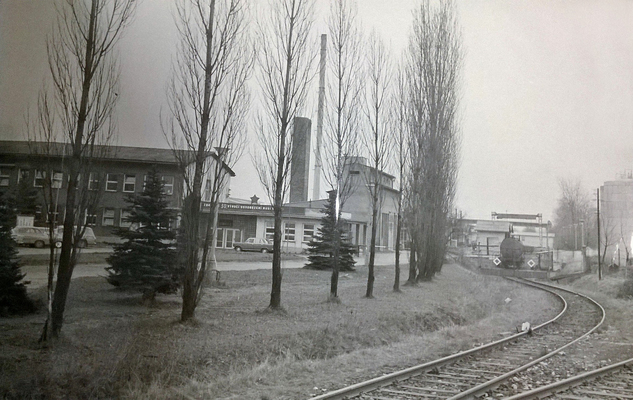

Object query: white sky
[2,0,633,221]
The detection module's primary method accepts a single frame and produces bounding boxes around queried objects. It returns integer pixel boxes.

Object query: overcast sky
[2,0,633,221]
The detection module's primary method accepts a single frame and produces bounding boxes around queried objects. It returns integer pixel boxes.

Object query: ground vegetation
[1,262,561,399]
[0,192,36,316]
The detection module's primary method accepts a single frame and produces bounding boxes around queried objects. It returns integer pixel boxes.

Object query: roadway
[18,247,404,289]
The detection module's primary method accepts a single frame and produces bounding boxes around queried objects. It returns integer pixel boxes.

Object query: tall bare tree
[254,0,315,309]
[362,31,391,298]
[322,0,363,300]
[390,65,409,292]
[165,0,251,321]
[405,0,462,282]
[553,177,593,250]
[31,0,136,341]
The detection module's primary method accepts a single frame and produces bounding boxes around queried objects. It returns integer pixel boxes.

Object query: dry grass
[1,262,560,399]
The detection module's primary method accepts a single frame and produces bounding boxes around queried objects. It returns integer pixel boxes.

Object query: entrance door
[215,228,241,249]
[216,228,224,248]
[225,229,240,249]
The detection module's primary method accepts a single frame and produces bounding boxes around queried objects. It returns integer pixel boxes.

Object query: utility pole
[597,188,602,280]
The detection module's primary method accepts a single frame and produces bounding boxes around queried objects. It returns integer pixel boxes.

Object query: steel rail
[307,278,569,400]
[448,278,606,400]
[503,357,633,400]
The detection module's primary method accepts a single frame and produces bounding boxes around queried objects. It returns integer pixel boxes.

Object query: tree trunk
[50,0,99,338]
[407,239,417,283]
[330,223,340,299]
[365,207,378,298]
[181,0,216,322]
[394,211,402,292]
[270,202,283,308]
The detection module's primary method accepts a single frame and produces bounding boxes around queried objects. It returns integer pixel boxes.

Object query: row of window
[89,208,175,229]
[264,221,315,243]
[0,167,174,195]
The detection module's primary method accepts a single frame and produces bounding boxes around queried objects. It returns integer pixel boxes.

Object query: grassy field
[1,261,562,399]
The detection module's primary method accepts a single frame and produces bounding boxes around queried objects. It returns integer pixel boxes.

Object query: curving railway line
[308,279,605,400]
[504,357,633,399]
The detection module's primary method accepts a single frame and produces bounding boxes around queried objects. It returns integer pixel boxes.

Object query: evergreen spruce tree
[305,194,356,271]
[14,173,39,217]
[106,167,178,302]
[0,191,35,316]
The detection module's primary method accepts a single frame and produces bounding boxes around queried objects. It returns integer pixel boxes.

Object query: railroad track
[504,357,633,399]
[308,279,605,400]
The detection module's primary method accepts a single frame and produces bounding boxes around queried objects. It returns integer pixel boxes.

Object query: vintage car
[233,237,274,253]
[54,226,97,248]
[11,226,51,248]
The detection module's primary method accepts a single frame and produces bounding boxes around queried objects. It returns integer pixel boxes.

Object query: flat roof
[0,140,235,176]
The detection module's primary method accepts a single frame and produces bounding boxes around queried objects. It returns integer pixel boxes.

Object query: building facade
[0,141,233,238]
[212,156,402,253]
[600,178,633,261]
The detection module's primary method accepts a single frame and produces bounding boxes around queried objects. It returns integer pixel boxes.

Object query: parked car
[11,226,51,248]
[233,237,274,253]
[54,226,97,248]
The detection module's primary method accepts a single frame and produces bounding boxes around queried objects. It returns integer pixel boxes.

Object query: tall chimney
[290,117,312,203]
[313,34,327,200]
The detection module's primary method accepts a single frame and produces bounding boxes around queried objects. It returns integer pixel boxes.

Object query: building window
[120,210,132,228]
[85,211,97,226]
[88,173,100,191]
[265,220,274,241]
[18,169,29,184]
[303,224,315,243]
[284,222,295,242]
[34,170,46,187]
[52,171,63,189]
[46,204,62,224]
[106,174,118,192]
[204,179,212,201]
[123,174,136,193]
[163,175,174,195]
[0,167,10,187]
[103,208,115,226]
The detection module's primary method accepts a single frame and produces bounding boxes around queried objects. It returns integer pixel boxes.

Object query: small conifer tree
[106,167,178,302]
[305,194,356,271]
[14,172,39,217]
[0,191,36,316]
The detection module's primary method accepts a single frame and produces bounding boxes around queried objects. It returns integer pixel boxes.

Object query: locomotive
[499,237,524,268]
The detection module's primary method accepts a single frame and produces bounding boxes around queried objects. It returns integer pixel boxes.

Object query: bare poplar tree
[405,0,462,282]
[362,31,391,298]
[390,65,409,292]
[165,0,251,321]
[323,0,363,300]
[31,0,136,341]
[254,0,315,309]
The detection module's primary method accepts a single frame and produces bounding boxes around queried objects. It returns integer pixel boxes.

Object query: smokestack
[312,34,326,200]
[290,117,312,203]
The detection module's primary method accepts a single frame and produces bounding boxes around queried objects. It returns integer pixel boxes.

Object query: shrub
[616,278,633,299]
